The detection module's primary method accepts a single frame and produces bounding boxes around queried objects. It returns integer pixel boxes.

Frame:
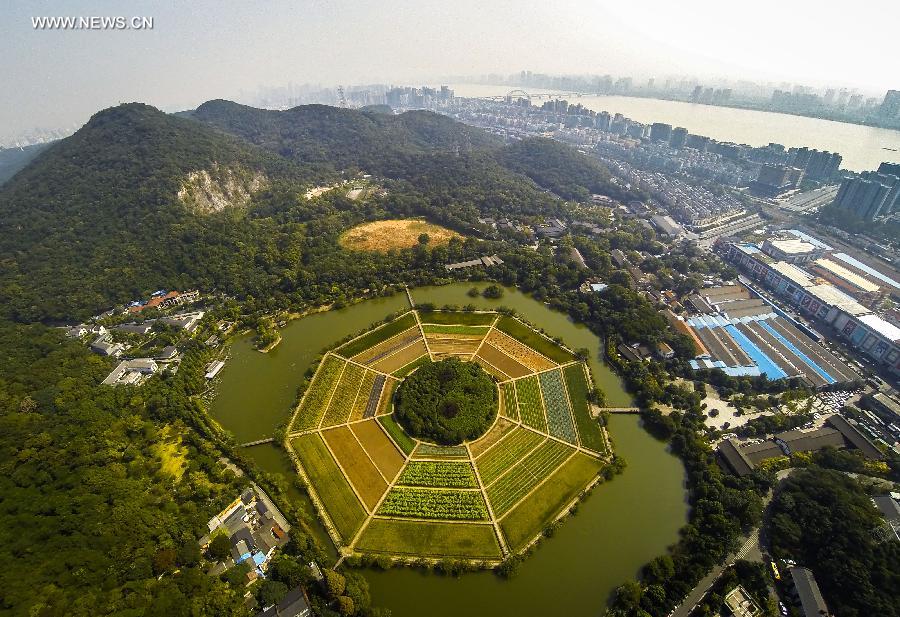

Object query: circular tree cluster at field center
[394,358,498,445]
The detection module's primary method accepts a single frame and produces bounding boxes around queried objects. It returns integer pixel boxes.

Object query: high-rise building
[669,127,688,149]
[650,122,673,142]
[790,148,842,181]
[879,90,900,119]
[878,162,900,177]
[833,173,900,220]
[751,164,803,196]
[595,111,611,131]
[690,85,703,103]
[685,134,710,152]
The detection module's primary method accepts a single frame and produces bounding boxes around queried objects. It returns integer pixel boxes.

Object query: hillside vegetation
[0,101,625,322]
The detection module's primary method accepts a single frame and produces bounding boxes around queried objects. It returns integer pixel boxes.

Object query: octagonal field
[286,309,612,562]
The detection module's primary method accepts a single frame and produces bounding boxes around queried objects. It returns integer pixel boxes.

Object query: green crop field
[500,382,519,421]
[321,361,365,427]
[495,316,574,364]
[356,519,501,559]
[486,440,575,516]
[500,453,603,550]
[515,376,547,431]
[397,461,478,488]
[377,413,416,455]
[417,311,496,326]
[476,427,545,485]
[350,369,378,420]
[563,364,606,453]
[337,313,417,358]
[539,369,578,444]
[294,354,345,430]
[377,487,489,520]
[412,443,469,459]
[292,434,367,541]
[287,309,609,561]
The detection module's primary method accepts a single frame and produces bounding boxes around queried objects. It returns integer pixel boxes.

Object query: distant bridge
[476,90,593,102]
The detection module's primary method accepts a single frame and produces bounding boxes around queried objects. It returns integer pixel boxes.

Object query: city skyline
[2,0,899,144]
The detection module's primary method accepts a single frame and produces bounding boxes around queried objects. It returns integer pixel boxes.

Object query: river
[447,83,900,173]
[211,283,687,615]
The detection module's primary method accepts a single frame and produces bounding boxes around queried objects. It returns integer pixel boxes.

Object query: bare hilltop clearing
[339,219,461,253]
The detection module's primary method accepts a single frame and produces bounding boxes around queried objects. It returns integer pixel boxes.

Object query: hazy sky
[2,0,898,142]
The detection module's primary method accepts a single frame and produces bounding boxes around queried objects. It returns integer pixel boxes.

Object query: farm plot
[422,324,491,336]
[417,311,496,326]
[500,453,603,550]
[321,361,366,427]
[376,379,397,416]
[377,487,489,521]
[397,461,478,488]
[486,440,575,516]
[349,369,379,421]
[322,426,387,510]
[476,344,532,379]
[515,376,547,431]
[563,364,606,454]
[392,355,430,377]
[495,316,575,364]
[425,332,486,357]
[501,382,519,421]
[291,433,367,541]
[473,355,511,381]
[539,369,578,445]
[338,313,417,358]
[373,340,429,374]
[412,443,469,460]
[294,355,345,430]
[351,328,422,365]
[351,419,406,480]
[356,519,501,559]
[486,330,557,372]
[468,417,516,458]
[475,427,545,485]
[377,413,416,455]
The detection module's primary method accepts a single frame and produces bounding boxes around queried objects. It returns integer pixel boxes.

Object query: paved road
[669,470,791,617]
[668,530,760,617]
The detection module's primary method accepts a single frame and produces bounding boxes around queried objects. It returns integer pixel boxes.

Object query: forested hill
[0,142,51,186]
[190,100,624,202]
[0,103,319,322]
[188,99,501,174]
[499,137,629,202]
[0,100,631,322]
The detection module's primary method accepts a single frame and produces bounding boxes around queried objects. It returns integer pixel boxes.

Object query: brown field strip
[376,379,397,416]
[486,330,557,372]
[351,327,422,364]
[468,417,516,457]
[322,426,388,510]
[425,334,485,356]
[473,355,511,381]
[351,419,406,480]
[476,344,532,378]
[373,340,429,373]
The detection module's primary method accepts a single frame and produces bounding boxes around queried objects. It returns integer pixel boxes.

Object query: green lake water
[209,283,687,614]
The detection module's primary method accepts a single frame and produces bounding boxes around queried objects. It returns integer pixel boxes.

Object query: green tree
[323,569,346,599]
[208,534,232,561]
